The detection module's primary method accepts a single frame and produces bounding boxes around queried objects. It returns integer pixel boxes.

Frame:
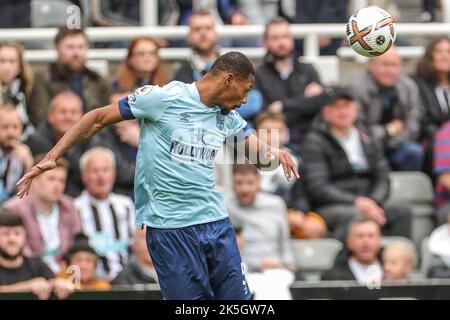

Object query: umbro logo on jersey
[180,112,191,122]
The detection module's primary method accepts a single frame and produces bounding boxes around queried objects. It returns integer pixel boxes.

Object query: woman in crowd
[0,43,35,139]
[413,37,450,176]
[113,37,169,92]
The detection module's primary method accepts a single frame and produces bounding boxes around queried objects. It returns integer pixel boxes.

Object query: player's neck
[195,75,218,107]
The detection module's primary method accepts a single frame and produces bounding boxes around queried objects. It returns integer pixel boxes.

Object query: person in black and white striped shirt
[75,147,135,280]
[0,105,33,204]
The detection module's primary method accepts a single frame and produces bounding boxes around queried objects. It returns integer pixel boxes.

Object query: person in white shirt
[74,147,135,280]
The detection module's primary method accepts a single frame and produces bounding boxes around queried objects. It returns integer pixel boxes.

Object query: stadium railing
[2,23,450,62]
[1,280,450,300]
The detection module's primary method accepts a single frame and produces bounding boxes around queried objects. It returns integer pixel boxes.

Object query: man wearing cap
[302,87,412,241]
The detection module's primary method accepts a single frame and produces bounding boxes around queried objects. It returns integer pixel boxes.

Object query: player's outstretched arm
[16,104,124,198]
[244,133,300,182]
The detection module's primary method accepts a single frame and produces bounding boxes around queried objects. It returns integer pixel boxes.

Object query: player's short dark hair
[264,17,290,38]
[254,112,287,130]
[232,164,258,176]
[54,27,88,46]
[209,52,255,80]
[0,208,23,227]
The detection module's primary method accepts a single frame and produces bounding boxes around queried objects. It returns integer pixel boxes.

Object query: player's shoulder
[132,81,188,101]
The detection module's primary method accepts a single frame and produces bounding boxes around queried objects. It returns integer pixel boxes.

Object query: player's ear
[225,73,233,86]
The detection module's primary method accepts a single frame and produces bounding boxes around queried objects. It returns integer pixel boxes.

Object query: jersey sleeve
[118,85,169,122]
[226,110,248,138]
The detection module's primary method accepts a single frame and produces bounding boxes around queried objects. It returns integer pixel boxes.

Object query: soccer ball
[346,6,396,57]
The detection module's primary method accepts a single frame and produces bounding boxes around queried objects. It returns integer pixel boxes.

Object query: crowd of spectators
[1,3,450,299]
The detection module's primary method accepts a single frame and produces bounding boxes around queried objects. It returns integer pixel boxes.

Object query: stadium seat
[387,171,435,250]
[31,0,77,28]
[420,237,432,277]
[290,238,343,281]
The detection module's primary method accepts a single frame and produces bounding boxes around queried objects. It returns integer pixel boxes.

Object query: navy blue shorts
[146,218,251,300]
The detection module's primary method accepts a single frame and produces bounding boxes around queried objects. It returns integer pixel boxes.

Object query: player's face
[48,96,83,136]
[322,99,358,131]
[0,46,21,84]
[233,172,260,206]
[81,153,116,200]
[56,34,88,72]
[0,226,26,260]
[188,15,218,54]
[32,167,67,204]
[432,39,450,74]
[369,47,401,88]
[347,221,381,265]
[0,110,23,151]
[263,22,294,60]
[383,250,411,281]
[219,75,254,110]
[130,40,160,74]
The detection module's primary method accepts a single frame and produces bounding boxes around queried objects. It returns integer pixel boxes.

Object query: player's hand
[267,148,300,182]
[16,158,57,198]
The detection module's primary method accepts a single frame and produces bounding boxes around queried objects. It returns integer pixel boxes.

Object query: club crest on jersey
[216,112,225,130]
[135,85,154,96]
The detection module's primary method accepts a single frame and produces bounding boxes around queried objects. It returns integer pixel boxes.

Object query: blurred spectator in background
[256,17,328,154]
[0,43,35,139]
[382,242,417,283]
[4,157,81,274]
[93,92,139,198]
[0,208,74,300]
[427,211,450,278]
[113,37,169,92]
[175,10,262,128]
[58,234,111,291]
[0,0,31,28]
[351,46,424,171]
[234,225,295,300]
[254,112,298,200]
[293,0,348,55]
[90,0,141,26]
[112,228,158,285]
[75,148,135,280]
[237,0,290,26]
[25,91,89,197]
[433,120,450,224]
[0,106,33,204]
[254,112,327,239]
[421,0,438,22]
[226,164,295,273]
[29,28,111,126]
[302,86,412,240]
[413,37,450,176]
[175,10,221,83]
[322,217,383,286]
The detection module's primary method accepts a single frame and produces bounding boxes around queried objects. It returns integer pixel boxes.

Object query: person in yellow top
[58,234,111,291]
